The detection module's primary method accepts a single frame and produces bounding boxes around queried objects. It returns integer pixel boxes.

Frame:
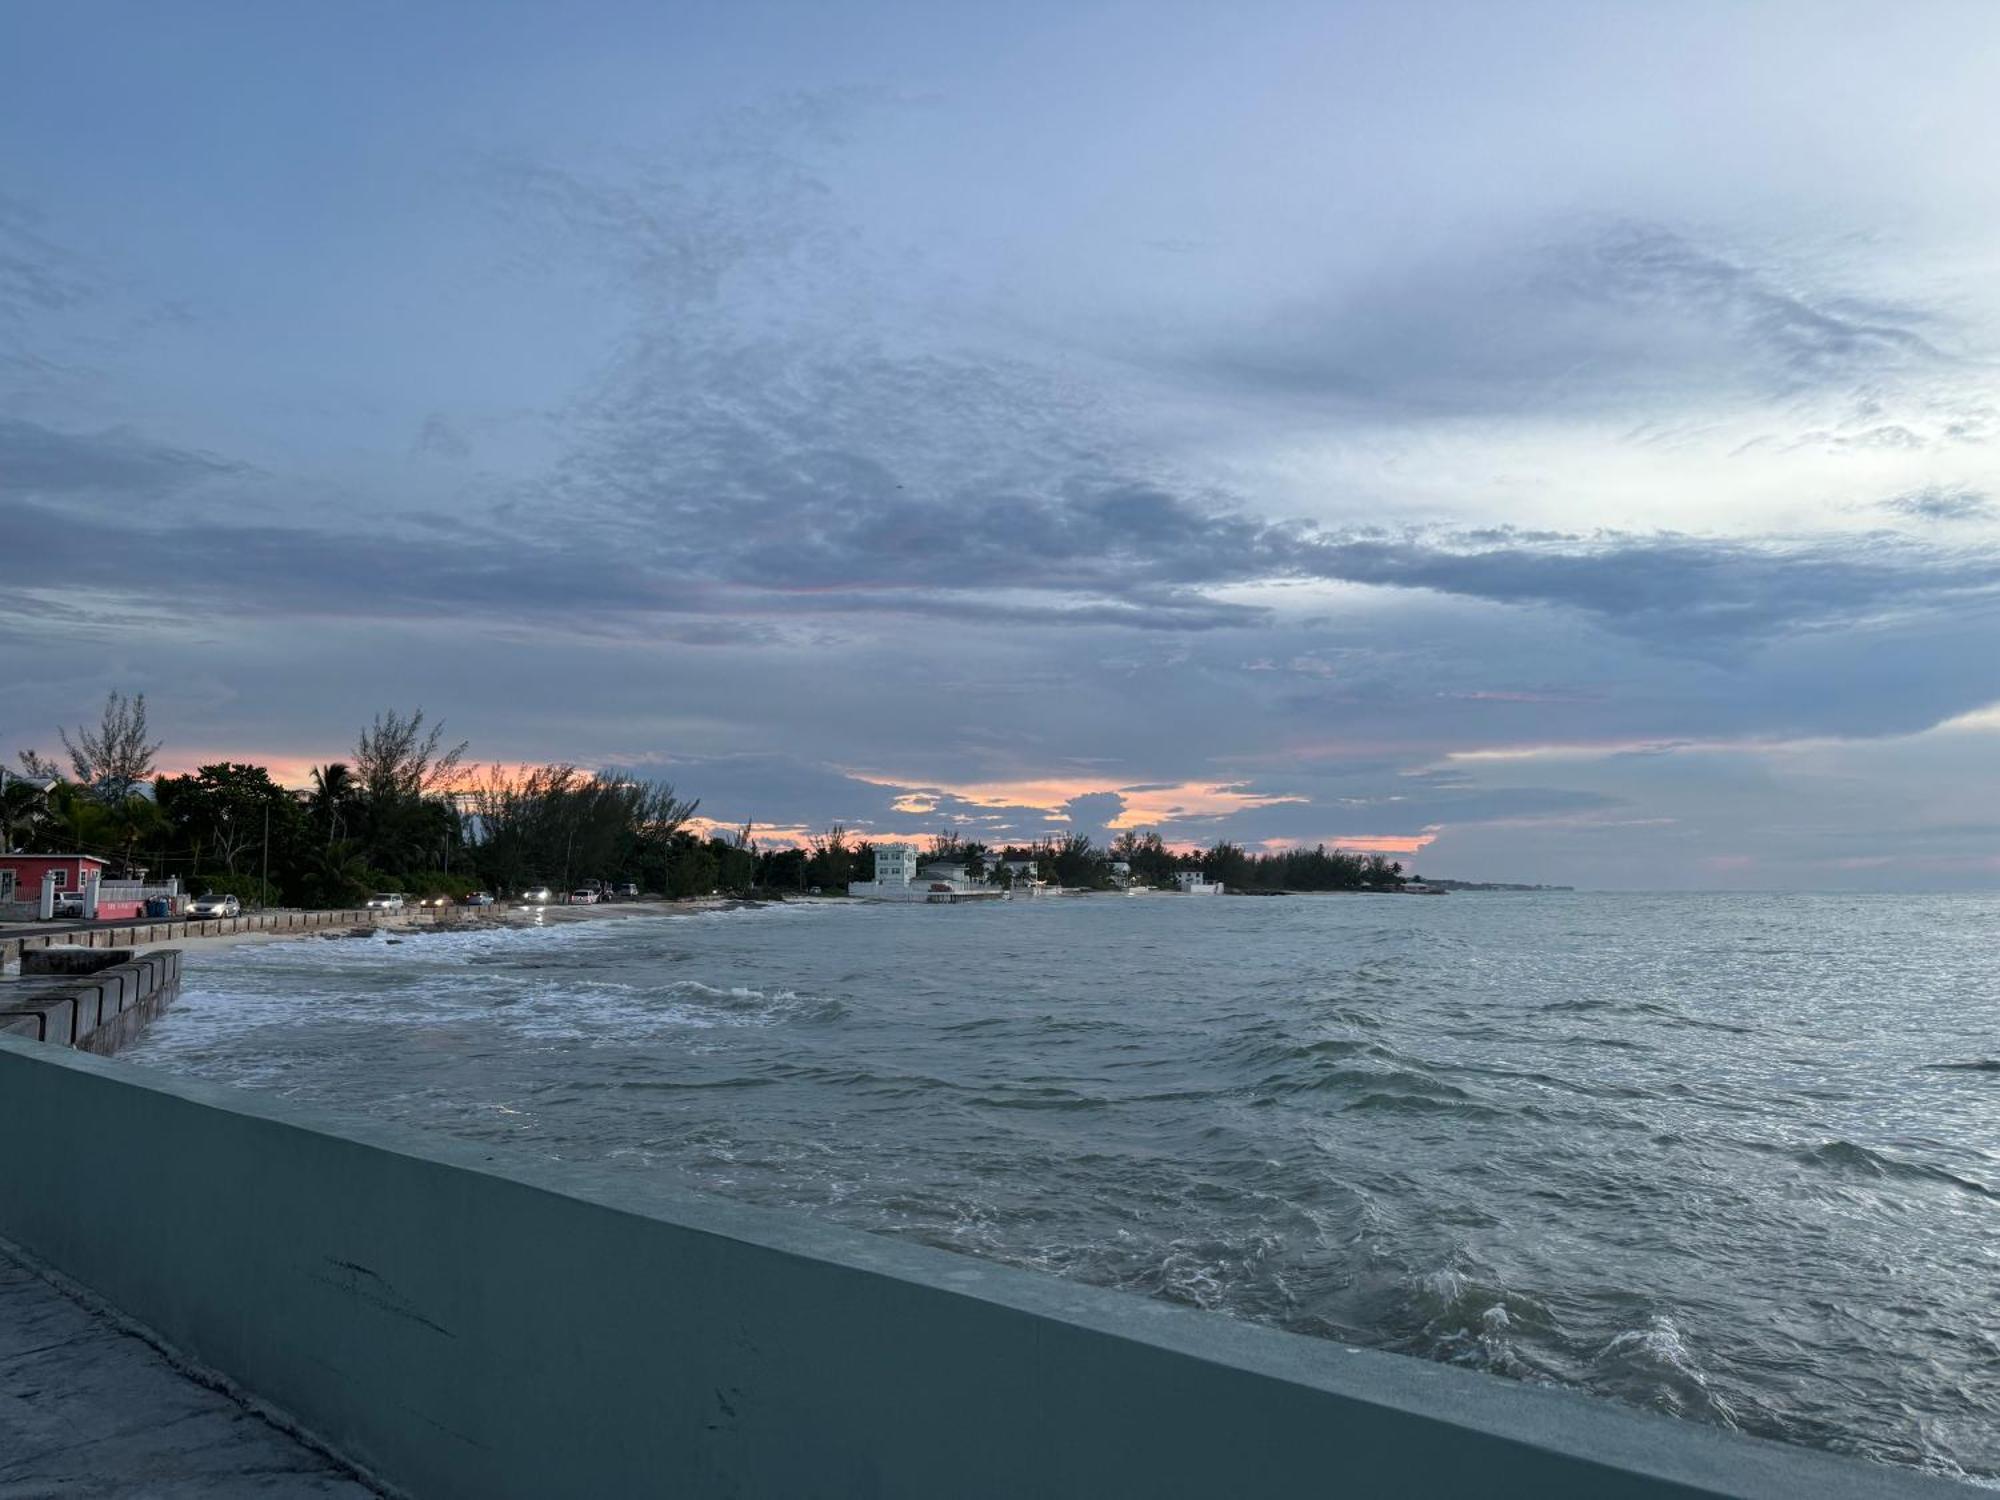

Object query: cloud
[0,193,94,326]
[0,416,242,497]
[9,403,1998,665]
[535,296,2000,651]
[1882,485,1994,523]
[480,90,888,318]
[1287,529,2000,645]
[1182,221,1957,421]
[411,414,470,461]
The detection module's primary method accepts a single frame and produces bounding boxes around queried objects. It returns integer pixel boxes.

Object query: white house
[849,842,917,896]
[1174,871,1223,895]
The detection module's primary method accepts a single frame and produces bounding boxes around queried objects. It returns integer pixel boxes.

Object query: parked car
[365,892,406,911]
[51,891,84,918]
[613,882,639,898]
[417,894,453,909]
[520,886,554,904]
[188,893,241,918]
[569,888,598,904]
[459,891,495,907]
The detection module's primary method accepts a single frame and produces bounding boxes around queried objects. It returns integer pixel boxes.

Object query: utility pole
[261,800,271,908]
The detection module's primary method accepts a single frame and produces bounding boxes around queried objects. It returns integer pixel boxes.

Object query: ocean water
[123,893,2000,1481]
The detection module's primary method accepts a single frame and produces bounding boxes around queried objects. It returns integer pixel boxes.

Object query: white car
[188,893,241,918]
[365,892,406,911]
[569,889,598,904]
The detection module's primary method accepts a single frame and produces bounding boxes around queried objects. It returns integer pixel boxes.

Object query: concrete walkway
[0,1251,374,1497]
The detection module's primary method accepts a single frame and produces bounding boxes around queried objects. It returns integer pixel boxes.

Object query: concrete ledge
[0,952,180,1054]
[0,997,75,1045]
[70,979,110,1033]
[22,946,133,977]
[0,1036,1966,1500]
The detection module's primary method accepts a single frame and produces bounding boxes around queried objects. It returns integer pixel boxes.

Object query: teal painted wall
[0,1036,1968,1499]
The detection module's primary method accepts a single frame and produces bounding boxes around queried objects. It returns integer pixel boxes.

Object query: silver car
[188,893,241,918]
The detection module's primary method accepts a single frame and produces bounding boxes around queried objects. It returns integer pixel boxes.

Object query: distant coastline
[1406,878,1575,892]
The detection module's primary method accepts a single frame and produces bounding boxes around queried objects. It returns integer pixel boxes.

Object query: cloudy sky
[5,1,1999,887]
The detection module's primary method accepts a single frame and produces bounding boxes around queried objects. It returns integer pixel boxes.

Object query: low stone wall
[0,905,500,969]
[21,946,131,977]
[0,949,182,1055]
[0,1038,1965,1500]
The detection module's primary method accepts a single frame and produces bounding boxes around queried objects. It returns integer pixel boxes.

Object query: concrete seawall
[0,904,502,969]
[0,1036,1966,1499]
[0,948,182,1054]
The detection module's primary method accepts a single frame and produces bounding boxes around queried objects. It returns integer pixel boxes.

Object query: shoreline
[126,896,812,961]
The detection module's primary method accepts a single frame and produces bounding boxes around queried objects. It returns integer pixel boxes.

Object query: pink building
[0,854,145,919]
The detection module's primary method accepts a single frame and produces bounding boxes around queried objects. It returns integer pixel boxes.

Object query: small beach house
[0,854,107,918]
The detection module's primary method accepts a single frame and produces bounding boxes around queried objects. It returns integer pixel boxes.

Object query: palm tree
[105,795,168,878]
[308,763,357,849]
[46,783,105,854]
[303,840,371,908]
[0,777,50,852]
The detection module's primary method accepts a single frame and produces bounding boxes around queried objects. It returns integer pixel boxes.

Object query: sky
[4,0,1999,888]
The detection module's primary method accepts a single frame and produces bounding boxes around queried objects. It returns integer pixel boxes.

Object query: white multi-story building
[1174,871,1223,895]
[851,842,925,899]
[870,843,916,888]
[850,842,1005,902]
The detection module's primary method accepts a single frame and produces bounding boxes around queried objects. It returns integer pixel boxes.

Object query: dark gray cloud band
[6,409,1997,654]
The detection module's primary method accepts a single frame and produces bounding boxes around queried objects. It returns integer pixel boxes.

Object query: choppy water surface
[126,894,1999,1480]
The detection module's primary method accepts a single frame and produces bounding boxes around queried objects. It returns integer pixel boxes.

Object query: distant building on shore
[873,843,916,886]
[849,843,1004,903]
[1174,871,1223,895]
[848,843,922,899]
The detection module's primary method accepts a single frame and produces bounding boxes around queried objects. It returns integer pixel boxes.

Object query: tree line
[772,826,1408,892]
[3,695,725,906]
[3,693,1406,906]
